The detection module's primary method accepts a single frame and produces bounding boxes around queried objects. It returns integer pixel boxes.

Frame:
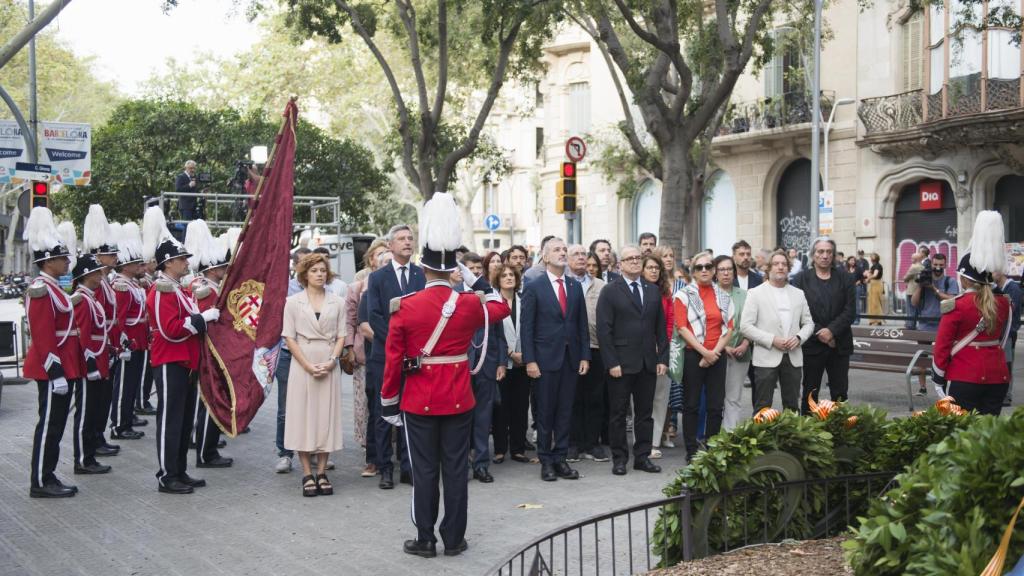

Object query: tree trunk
[4,205,19,274]
[658,141,691,258]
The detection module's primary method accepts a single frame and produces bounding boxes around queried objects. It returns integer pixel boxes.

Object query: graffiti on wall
[894,239,959,296]
[778,211,812,253]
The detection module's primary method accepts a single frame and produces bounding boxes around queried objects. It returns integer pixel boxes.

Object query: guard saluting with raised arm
[25,207,83,498]
[380,192,510,558]
[184,220,233,469]
[143,207,220,494]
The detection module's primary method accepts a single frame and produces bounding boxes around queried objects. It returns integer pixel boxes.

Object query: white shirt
[327,278,348,299]
[736,273,749,290]
[769,284,792,336]
[789,258,803,278]
[391,258,411,290]
[623,274,644,307]
[546,269,567,303]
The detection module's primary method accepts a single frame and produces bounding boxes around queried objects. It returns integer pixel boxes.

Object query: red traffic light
[32,181,48,196]
[561,162,576,179]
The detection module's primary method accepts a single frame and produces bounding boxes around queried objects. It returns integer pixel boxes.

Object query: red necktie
[556,278,567,316]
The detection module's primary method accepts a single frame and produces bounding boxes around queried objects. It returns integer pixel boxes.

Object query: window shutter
[903,12,924,91]
[765,29,784,98]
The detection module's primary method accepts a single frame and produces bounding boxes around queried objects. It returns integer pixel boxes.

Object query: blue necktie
[630,281,643,310]
[400,266,409,294]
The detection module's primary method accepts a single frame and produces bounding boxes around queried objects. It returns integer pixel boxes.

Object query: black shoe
[400,471,413,486]
[634,458,662,473]
[95,445,120,457]
[1004,397,1014,407]
[132,416,149,427]
[135,404,157,416]
[566,446,581,463]
[510,453,530,463]
[587,445,611,462]
[179,473,206,488]
[241,426,251,434]
[52,477,78,493]
[444,539,469,557]
[553,461,579,480]
[473,468,494,483]
[915,388,928,397]
[30,483,76,498]
[197,456,233,468]
[217,439,227,449]
[74,462,112,474]
[158,479,194,494]
[403,539,437,558]
[379,469,394,489]
[541,463,557,482]
[612,462,627,476]
[111,429,144,440]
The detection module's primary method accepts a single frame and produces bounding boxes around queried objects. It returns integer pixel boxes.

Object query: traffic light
[556,161,577,214]
[31,180,49,209]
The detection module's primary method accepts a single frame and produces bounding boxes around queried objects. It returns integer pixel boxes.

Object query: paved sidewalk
[0,359,1019,575]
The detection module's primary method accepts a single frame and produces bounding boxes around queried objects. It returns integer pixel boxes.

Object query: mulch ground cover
[648,537,853,576]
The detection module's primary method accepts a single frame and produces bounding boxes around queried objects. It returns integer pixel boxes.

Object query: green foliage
[845,408,1024,575]
[55,99,386,231]
[870,407,977,474]
[0,1,122,127]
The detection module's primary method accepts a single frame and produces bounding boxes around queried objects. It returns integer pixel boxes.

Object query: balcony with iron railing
[716,90,836,138]
[857,76,1023,153]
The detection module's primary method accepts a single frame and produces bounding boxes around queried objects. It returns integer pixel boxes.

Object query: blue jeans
[275,349,294,458]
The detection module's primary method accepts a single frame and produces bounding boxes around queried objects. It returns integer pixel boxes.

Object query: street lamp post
[809,0,823,241]
[823,97,856,189]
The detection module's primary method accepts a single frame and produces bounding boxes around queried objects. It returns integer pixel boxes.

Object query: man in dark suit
[589,239,621,283]
[596,245,668,476]
[365,224,425,489]
[175,160,198,220]
[732,240,763,290]
[791,237,857,413]
[520,237,591,482]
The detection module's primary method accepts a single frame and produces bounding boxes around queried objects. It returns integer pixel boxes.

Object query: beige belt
[90,335,105,341]
[421,354,468,365]
[56,329,79,337]
[963,340,1000,348]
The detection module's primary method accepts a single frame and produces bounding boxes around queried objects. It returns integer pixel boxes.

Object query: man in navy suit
[520,237,591,482]
[365,224,425,489]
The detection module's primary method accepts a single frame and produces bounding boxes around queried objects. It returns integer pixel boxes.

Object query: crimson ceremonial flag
[199,99,297,437]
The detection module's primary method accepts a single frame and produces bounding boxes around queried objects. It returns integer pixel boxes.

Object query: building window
[568,82,591,134]
[901,11,924,91]
[633,180,662,241]
[535,126,544,159]
[535,83,544,108]
[764,27,805,98]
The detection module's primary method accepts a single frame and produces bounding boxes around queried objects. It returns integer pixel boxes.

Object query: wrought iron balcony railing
[718,91,835,137]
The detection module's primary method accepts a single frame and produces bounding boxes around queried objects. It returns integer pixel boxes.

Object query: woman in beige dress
[283,253,346,497]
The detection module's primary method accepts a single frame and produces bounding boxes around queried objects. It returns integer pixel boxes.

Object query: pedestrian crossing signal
[556,162,577,214]
[31,181,49,209]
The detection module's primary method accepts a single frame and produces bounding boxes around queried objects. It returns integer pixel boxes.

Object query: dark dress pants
[403,410,473,547]
[94,369,113,445]
[682,349,726,458]
[607,368,655,464]
[155,363,197,486]
[30,379,74,489]
[948,382,1009,416]
[800,349,851,414]
[136,350,154,410]
[494,366,529,456]
[471,375,497,470]
[368,359,409,474]
[111,350,144,432]
[535,356,576,465]
[362,342,377,464]
[571,351,606,452]
[73,378,103,467]
[194,401,223,464]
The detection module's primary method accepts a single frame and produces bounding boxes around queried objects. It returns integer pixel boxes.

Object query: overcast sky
[52,0,264,96]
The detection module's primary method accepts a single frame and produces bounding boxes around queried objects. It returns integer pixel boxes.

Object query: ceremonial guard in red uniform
[109,223,149,441]
[143,207,220,494]
[71,254,114,476]
[25,207,83,498]
[380,192,510,558]
[184,220,233,468]
[931,211,1013,415]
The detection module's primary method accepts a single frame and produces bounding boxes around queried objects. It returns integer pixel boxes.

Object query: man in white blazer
[740,250,815,412]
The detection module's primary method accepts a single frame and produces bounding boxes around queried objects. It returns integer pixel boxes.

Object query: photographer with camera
[912,252,958,332]
[902,252,926,329]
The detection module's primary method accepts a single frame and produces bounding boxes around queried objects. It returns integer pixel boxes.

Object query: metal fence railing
[488,471,897,576]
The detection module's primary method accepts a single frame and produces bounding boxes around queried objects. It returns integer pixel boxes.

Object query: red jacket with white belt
[932,291,1011,385]
[111,273,148,353]
[74,285,111,380]
[146,274,204,370]
[24,273,85,381]
[381,280,510,416]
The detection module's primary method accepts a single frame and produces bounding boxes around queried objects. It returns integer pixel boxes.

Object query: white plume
[118,222,143,263]
[26,207,61,253]
[108,222,122,249]
[967,210,1005,275]
[142,206,172,262]
[82,204,112,252]
[56,221,78,268]
[184,220,222,269]
[220,227,242,257]
[419,191,462,252]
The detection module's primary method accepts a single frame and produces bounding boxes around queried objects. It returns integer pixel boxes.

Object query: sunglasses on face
[693,263,714,272]
[622,256,643,263]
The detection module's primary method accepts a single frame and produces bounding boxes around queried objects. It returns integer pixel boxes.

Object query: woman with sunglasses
[673,251,734,462]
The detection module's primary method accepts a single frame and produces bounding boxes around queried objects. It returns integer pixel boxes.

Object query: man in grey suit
[740,250,815,413]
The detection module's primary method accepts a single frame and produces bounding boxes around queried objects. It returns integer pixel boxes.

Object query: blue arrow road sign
[485,214,501,231]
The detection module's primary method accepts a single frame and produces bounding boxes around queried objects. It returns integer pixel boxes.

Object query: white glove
[50,377,69,396]
[119,350,132,360]
[457,261,479,288]
[86,370,101,381]
[201,308,221,323]
[383,414,403,427]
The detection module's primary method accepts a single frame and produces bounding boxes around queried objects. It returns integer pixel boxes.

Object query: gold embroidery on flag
[227,279,265,340]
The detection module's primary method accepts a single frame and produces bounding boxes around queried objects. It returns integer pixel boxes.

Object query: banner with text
[0,120,91,186]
